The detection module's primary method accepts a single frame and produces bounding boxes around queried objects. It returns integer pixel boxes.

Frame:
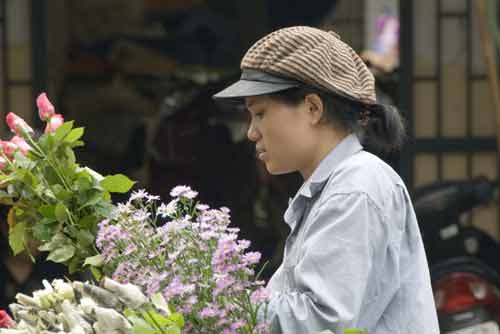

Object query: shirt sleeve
[264,192,384,334]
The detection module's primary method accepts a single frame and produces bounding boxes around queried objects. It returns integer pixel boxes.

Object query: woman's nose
[247,121,260,142]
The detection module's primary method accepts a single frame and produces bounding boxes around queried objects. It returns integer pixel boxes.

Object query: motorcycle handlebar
[413,176,495,219]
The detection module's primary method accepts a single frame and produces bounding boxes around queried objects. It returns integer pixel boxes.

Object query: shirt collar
[284,134,363,228]
[298,133,363,198]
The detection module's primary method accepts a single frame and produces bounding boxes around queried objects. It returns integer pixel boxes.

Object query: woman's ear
[304,93,324,125]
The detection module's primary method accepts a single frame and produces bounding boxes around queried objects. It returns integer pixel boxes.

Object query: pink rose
[10,136,30,155]
[6,112,34,137]
[0,310,13,328]
[36,92,55,121]
[0,140,17,159]
[44,114,64,134]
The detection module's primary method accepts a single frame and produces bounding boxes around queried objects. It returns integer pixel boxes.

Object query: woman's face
[245,95,317,176]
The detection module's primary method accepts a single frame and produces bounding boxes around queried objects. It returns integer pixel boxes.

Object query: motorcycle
[414,176,500,333]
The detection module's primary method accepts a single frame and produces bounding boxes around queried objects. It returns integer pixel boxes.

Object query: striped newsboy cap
[214,26,377,105]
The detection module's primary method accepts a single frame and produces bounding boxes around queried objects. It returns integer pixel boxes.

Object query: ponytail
[364,103,406,153]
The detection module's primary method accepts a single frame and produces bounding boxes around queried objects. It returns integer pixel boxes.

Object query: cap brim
[213,79,300,100]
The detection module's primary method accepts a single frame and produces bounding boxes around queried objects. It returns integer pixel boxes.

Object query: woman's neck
[300,130,350,181]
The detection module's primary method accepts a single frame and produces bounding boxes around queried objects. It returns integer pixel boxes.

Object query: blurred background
[1,0,500,331]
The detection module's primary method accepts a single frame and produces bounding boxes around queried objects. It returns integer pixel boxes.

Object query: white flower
[128,189,148,202]
[79,297,98,315]
[116,203,132,215]
[146,194,161,203]
[52,279,75,300]
[165,199,179,217]
[102,278,147,309]
[157,199,178,218]
[132,208,151,222]
[184,190,198,199]
[170,185,191,197]
[157,203,168,218]
[33,289,56,309]
[60,300,93,334]
[93,306,132,334]
[196,203,209,211]
[170,185,198,199]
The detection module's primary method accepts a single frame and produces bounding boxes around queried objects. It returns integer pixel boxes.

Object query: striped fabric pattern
[241,26,377,105]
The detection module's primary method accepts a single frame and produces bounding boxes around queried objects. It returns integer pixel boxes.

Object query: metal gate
[400,0,500,238]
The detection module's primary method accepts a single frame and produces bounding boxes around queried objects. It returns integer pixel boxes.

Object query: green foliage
[1,120,135,273]
[124,295,184,334]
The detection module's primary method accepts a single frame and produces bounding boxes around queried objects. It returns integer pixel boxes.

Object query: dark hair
[269,87,406,154]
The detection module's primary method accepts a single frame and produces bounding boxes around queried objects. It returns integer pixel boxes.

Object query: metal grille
[400,0,500,237]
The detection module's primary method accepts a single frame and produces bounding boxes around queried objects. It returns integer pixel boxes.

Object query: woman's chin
[264,162,293,175]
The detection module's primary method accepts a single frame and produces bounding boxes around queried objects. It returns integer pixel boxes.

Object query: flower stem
[24,133,72,191]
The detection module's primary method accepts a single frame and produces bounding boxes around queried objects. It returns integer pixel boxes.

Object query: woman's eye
[255,112,265,119]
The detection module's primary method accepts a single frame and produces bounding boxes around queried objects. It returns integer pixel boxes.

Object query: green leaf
[165,325,181,334]
[77,229,95,247]
[38,132,55,151]
[9,221,26,255]
[20,188,35,201]
[123,309,136,318]
[60,162,76,181]
[67,255,83,274]
[169,313,184,329]
[14,151,35,170]
[94,202,113,217]
[31,223,53,242]
[100,174,135,193]
[76,176,93,192]
[38,232,69,251]
[46,244,75,263]
[103,191,111,201]
[79,215,97,229]
[53,184,72,201]
[127,315,156,334]
[142,310,172,329]
[64,127,84,143]
[83,254,104,267]
[22,171,39,187]
[65,146,76,165]
[35,184,56,200]
[70,140,85,148]
[90,266,102,281]
[38,204,56,219]
[55,202,69,223]
[344,329,368,334]
[53,121,74,142]
[43,167,60,185]
[78,192,103,211]
[151,293,171,316]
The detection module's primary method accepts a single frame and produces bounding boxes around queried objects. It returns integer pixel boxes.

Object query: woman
[213,26,439,334]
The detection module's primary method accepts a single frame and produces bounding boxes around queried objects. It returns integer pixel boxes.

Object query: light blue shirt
[264,134,440,334]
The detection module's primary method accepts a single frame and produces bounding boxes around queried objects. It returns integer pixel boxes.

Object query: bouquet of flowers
[0,93,135,273]
[1,277,184,334]
[95,186,270,334]
[0,93,371,334]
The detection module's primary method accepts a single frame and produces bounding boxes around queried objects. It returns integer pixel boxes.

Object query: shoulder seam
[317,191,386,222]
